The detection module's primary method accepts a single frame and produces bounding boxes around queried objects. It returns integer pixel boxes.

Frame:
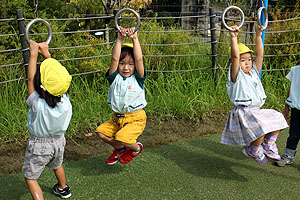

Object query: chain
[34,0,38,18]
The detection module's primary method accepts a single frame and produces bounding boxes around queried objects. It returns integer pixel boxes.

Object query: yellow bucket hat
[228,43,254,58]
[40,58,72,97]
[121,43,133,48]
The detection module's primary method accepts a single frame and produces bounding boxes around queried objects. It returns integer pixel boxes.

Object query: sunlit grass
[0,66,289,143]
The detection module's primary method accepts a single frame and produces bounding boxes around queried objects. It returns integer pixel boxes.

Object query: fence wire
[1,10,299,84]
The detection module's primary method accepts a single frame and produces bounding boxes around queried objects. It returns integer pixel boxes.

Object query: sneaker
[53,184,71,199]
[262,142,281,161]
[119,142,143,164]
[242,145,268,163]
[276,154,294,167]
[106,149,126,165]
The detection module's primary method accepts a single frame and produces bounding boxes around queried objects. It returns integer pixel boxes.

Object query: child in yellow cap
[96,26,146,165]
[221,25,288,163]
[22,40,72,199]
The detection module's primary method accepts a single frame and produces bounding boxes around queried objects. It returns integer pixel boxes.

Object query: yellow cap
[228,43,254,58]
[40,58,72,97]
[122,43,133,48]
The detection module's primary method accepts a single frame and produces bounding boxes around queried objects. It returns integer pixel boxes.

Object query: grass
[0,68,290,143]
[0,10,294,143]
[1,129,299,200]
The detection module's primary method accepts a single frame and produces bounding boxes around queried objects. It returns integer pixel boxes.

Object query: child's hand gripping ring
[114,8,141,34]
[257,6,268,29]
[222,6,245,31]
[25,18,52,44]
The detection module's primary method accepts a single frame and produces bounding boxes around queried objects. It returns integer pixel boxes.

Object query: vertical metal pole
[16,9,30,75]
[209,8,218,87]
[250,12,255,43]
[259,0,268,79]
[105,24,110,49]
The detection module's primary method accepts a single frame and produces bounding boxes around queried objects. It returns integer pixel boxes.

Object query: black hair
[33,66,62,108]
[120,47,134,62]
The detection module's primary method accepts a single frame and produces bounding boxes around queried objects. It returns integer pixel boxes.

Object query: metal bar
[0,62,23,68]
[141,15,208,20]
[209,8,218,87]
[16,9,29,75]
[139,28,210,33]
[0,33,18,37]
[259,0,268,79]
[144,54,208,58]
[0,48,22,53]
[24,15,114,21]
[0,18,16,22]
[49,42,114,50]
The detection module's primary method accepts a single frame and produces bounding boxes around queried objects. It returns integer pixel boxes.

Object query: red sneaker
[106,149,125,165]
[119,142,143,164]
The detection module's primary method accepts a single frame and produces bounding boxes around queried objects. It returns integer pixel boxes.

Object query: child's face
[239,52,252,74]
[118,55,135,77]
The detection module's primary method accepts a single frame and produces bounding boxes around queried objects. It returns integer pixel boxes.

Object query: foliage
[69,0,152,15]
[0,1,297,143]
[126,0,152,10]
[68,0,105,15]
[264,2,300,68]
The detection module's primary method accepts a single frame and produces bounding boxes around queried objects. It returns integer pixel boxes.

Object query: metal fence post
[16,9,30,75]
[209,8,218,87]
[105,24,110,49]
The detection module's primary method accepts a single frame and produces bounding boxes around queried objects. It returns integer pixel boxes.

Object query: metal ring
[257,7,268,29]
[222,6,245,31]
[114,8,141,33]
[25,18,52,44]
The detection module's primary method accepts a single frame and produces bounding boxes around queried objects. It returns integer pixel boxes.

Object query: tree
[69,0,152,15]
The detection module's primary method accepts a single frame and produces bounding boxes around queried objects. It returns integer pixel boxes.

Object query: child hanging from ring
[221,25,288,163]
[96,27,146,165]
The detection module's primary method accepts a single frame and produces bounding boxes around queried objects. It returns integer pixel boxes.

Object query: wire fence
[0,6,299,85]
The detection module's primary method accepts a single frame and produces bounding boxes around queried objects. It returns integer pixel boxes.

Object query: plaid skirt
[221,106,288,146]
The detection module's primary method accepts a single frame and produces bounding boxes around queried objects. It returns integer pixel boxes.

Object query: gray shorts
[22,134,66,179]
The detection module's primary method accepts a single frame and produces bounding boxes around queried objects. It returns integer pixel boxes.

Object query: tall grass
[0,66,289,143]
[0,80,28,143]
[0,12,295,143]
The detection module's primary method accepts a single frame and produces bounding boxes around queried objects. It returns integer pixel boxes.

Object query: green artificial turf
[1,129,299,200]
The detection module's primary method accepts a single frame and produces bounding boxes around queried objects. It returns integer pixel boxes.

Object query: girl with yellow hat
[221,25,288,163]
[22,40,72,199]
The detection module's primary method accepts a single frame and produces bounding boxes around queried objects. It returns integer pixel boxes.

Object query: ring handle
[114,8,141,33]
[222,6,245,31]
[25,18,52,44]
[257,7,268,29]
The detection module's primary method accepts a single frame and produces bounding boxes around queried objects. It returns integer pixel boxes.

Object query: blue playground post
[259,0,268,79]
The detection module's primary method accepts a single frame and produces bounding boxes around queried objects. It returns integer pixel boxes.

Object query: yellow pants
[96,109,146,144]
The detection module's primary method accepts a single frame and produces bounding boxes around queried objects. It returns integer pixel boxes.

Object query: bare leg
[251,135,265,146]
[267,130,280,137]
[96,132,123,149]
[25,178,44,200]
[53,165,66,189]
[96,132,140,151]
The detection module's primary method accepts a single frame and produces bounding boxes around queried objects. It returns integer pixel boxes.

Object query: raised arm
[128,27,144,77]
[27,40,39,96]
[230,26,240,83]
[27,41,51,96]
[109,27,126,76]
[254,27,265,73]
[39,42,51,59]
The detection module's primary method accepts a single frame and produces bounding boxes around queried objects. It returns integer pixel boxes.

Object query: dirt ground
[0,116,226,175]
